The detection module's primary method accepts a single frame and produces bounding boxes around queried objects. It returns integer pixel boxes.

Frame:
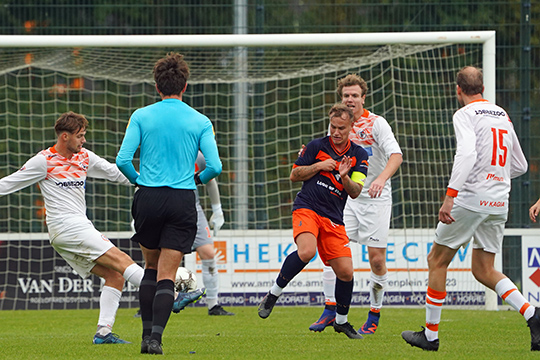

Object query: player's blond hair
[336,74,368,98]
[328,103,354,124]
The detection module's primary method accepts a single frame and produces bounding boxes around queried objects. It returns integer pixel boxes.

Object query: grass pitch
[0,306,537,359]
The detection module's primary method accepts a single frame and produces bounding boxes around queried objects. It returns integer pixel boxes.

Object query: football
[174,267,197,292]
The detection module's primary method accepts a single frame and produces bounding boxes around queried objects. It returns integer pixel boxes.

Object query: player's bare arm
[339,155,362,199]
[290,158,336,182]
[529,197,540,223]
[368,153,403,198]
[438,195,456,224]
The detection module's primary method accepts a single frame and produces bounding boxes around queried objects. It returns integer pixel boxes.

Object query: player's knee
[370,258,386,273]
[297,248,316,263]
[336,270,354,282]
[103,270,125,289]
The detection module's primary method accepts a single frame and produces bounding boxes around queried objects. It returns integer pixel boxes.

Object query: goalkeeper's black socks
[149,279,175,344]
[139,269,157,339]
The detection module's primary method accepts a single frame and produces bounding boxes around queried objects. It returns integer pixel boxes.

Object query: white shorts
[192,202,213,250]
[343,201,391,248]
[434,205,507,253]
[48,216,114,278]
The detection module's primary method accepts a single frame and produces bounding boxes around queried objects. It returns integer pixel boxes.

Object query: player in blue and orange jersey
[258,103,369,339]
[309,74,403,336]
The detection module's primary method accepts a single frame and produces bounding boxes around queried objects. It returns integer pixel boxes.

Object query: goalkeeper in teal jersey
[116,52,222,355]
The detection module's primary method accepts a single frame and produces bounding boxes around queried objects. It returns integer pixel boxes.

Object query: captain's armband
[350,171,366,186]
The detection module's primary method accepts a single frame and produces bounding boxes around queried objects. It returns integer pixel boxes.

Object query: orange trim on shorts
[427,287,446,300]
[426,323,439,332]
[501,288,517,300]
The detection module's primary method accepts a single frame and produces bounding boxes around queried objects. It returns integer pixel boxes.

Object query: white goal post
[0,31,504,311]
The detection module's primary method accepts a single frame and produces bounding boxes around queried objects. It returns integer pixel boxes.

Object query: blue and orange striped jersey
[292,136,368,225]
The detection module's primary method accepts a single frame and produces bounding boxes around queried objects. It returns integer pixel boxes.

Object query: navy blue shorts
[131,186,197,253]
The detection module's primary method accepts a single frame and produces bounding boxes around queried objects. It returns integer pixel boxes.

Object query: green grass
[0,306,536,359]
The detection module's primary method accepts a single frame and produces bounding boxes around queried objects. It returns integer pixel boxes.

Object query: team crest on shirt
[356,130,368,139]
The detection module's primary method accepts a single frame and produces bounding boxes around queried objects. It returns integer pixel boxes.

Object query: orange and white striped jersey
[347,109,402,204]
[0,146,130,223]
[448,99,528,214]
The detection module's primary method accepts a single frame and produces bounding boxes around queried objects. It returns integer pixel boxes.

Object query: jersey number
[491,128,508,167]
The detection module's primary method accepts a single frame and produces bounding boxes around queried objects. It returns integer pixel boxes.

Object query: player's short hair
[456,66,483,95]
[153,52,190,96]
[54,111,88,136]
[328,103,354,124]
[336,74,368,98]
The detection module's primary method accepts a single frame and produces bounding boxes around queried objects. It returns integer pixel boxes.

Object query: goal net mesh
[0,41,487,309]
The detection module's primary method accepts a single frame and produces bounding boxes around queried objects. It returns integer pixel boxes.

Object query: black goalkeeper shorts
[131,186,197,253]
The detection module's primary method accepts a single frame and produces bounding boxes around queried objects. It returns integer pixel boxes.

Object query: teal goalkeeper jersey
[116,98,222,189]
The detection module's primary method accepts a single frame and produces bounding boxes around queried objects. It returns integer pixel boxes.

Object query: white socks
[123,263,144,287]
[97,285,122,331]
[202,258,219,309]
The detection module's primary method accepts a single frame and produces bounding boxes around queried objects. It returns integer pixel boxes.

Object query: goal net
[0,32,499,310]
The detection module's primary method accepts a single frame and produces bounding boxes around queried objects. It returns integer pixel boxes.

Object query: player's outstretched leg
[528,307,540,351]
[358,310,380,335]
[172,288,206,313]
[333,322,363,339]
[258,291,279,319]
[401,327,439,351]
[309,307,336,332]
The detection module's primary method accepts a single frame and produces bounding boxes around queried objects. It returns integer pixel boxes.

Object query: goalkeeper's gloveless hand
[210,204,225,237]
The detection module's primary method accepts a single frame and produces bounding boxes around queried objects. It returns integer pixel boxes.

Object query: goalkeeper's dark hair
[328,103,354,124]
[153,52,190,96]
[54,111,88,136]
[336,73,368,98]
[456,66,483,95]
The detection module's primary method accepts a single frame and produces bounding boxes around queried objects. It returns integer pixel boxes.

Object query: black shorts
[131,186,197,253]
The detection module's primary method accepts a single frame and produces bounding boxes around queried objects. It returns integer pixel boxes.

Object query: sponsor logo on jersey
[474,109,506,117]
[479,200,505,207]
[55,180,86,189]
[486,173,504,182]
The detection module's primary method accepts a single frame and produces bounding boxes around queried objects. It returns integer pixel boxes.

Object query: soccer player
[0,111,145,344]
[116,52,222,355]
[257,103,369,339]
[310,74,403,335]
[192,152,234,316]
[401,66,539,351]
